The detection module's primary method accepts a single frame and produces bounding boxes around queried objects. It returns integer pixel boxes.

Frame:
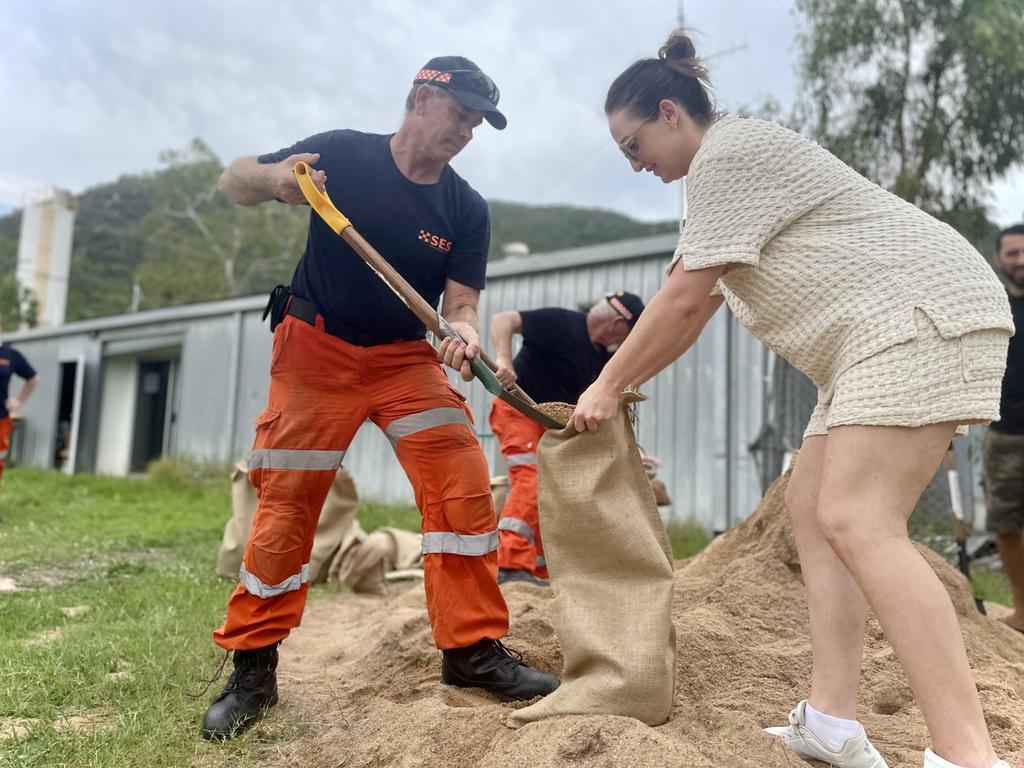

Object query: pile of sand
[260,471,1024,768]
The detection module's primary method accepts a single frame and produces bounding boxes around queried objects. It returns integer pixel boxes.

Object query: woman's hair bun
[659,31,697,62]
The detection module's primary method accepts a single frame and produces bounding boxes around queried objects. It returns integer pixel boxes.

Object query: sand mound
[265,471,1024,768]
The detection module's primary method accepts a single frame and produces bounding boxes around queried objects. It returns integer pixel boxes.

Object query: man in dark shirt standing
[0,321,39,494]
[489,292,645,585]
[206,56,557,740]
[983,223,1024,633]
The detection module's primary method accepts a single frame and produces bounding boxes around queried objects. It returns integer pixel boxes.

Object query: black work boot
[201,644,279,741]
[441,639,559,701]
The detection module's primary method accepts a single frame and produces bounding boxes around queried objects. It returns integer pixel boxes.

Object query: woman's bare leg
[785,434,869,718]
[816,423,996,768]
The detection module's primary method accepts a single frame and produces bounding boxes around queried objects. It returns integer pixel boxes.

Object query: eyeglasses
[414,68,500,107]
[617,121,652,162]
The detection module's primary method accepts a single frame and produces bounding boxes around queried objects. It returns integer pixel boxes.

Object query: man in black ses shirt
[205,56,558,741]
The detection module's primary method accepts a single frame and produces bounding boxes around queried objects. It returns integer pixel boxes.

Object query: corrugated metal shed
[6,232,767,530]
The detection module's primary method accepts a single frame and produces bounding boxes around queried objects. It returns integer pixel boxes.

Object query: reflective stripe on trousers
[384,407,474,448]
[421,530,499,556]
[498,516,536,546]
[505,451,537,467]
[240,561,311,598]
[248,448,345,471]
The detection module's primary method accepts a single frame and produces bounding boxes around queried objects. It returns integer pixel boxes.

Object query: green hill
[0,140,676,324]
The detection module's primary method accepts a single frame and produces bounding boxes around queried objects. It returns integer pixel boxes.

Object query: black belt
[286,295,405,348]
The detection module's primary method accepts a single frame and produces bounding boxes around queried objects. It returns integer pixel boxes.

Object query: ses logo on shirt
[418,229,453,254]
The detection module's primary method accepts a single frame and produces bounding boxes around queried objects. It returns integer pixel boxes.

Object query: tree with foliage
[133,139,306,309]
[795,0,1024,245]
[0,214,38,329]
[0,274,38,329]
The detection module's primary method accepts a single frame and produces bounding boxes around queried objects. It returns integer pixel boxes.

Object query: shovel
[292,160,565,430]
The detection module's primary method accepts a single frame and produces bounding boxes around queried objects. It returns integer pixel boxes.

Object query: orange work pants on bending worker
[213,314,509,651]
[488,398,548,579]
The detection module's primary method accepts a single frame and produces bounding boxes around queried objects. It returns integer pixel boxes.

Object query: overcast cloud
[1,0,1021,226]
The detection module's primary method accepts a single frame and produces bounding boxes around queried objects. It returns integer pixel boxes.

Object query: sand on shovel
[249,466,1024,768]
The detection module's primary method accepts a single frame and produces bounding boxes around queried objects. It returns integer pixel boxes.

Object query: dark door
[130,361,170,472]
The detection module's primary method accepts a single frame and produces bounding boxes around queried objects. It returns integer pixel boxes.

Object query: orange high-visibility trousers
[214,315,509,651]
[488,398,548,579]
[0,417,11,483]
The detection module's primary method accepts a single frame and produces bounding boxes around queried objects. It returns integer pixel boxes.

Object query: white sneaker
[923,747,1013,768]
[764,700,888,768]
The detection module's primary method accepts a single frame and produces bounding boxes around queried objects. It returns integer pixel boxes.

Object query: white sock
[804,701,860,751]
[924,748,1007,768]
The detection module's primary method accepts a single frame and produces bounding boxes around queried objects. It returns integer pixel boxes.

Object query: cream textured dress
[669,116,1014,434]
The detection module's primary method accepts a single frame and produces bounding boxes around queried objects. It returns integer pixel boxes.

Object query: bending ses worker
[488,292,645,585]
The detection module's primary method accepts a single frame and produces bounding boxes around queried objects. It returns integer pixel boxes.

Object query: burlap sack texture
[217,461,421,592]
[508,392,676,728]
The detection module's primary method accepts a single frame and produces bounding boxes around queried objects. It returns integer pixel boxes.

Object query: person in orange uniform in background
[204,56,558,741]
[489,292,645,585]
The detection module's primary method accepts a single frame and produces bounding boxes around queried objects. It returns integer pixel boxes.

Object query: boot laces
[222,664,261,694]
[491,639,524,669]
[186,649,230,700]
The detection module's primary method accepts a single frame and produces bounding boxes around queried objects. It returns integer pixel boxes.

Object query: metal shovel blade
[467,356,566,430]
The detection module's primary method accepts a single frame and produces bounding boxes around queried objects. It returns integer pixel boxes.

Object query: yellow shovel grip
[293,161,351,235]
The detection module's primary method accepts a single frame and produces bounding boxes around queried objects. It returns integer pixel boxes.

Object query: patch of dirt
[0,709,109,742]
[0,547,172,591]
[0,718,35,741]
[24,627,64,647]
[216,471,1024,768]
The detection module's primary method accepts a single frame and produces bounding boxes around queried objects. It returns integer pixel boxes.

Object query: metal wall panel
[5,336,62,468]
[231,313,274,457]
[174,316,238,461]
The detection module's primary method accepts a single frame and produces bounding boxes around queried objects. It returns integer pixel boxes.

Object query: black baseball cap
[605,291,645,328]
[414,56,507,130]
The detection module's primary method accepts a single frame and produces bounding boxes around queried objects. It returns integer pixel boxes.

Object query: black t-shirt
[992,293,1024,434]
[259,130,490,342]
[511,308,612,405]
[0,345,36,419]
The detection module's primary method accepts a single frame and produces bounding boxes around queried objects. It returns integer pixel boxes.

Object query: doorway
[130,360,170,473]
[54,356,85,473]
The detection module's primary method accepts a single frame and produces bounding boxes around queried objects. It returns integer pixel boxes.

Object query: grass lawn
[0,466,418,768]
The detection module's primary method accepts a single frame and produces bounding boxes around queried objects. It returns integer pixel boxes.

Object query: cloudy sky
[2,0,1022,226]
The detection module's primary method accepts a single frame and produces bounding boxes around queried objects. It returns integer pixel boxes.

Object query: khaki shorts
[804,310,1009,439]
[982,429,1024,534]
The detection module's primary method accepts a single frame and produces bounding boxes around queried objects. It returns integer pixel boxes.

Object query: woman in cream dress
[573,31,1014,768]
